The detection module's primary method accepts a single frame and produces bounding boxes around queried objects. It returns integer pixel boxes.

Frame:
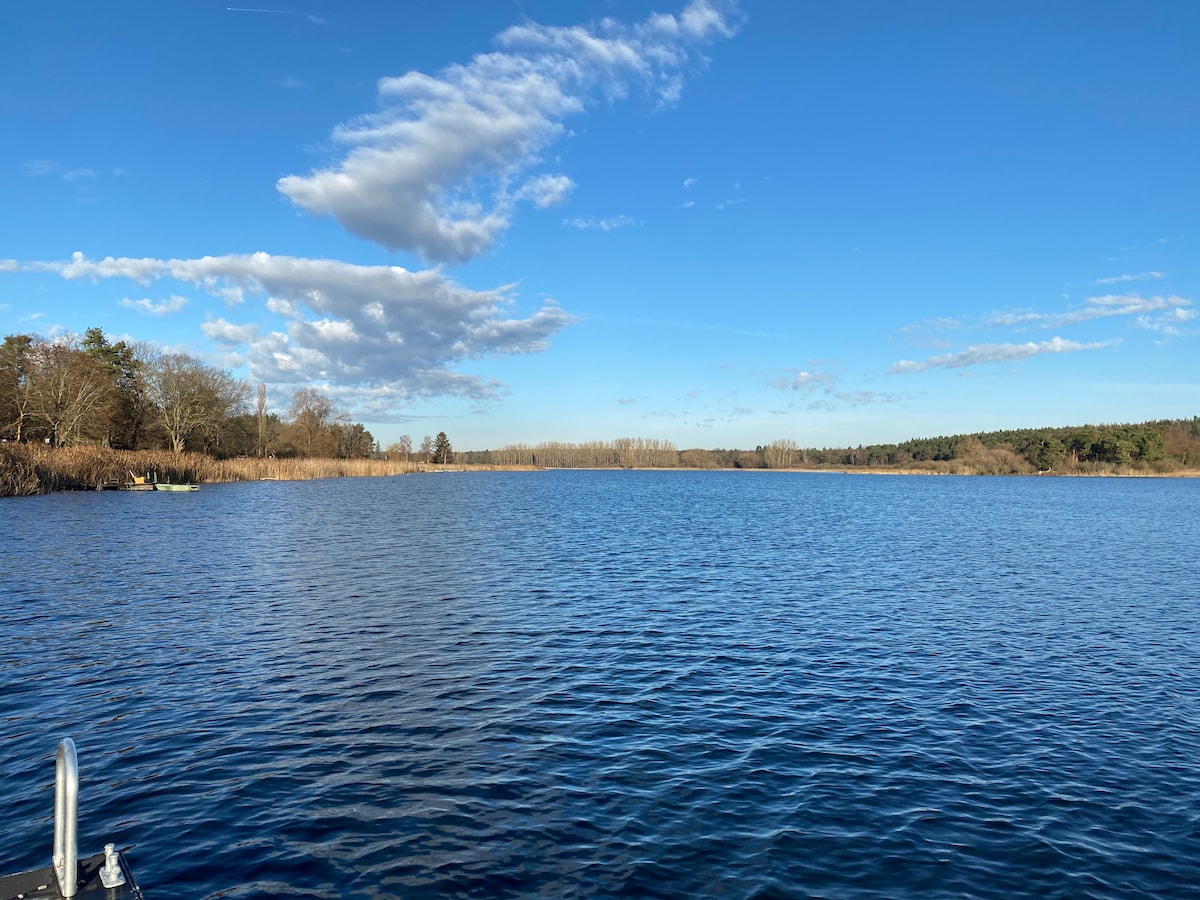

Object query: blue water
[1,472,1198,898]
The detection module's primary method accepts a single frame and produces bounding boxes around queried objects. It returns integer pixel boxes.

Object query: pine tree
[432,431,453,464]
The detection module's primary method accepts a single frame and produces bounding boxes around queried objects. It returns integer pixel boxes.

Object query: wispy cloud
[1135,306,1197,336]
[564,214,636,231]
[276,0,739,263]
[119,294,190,316]
[898,315,963,334]
[769,368,837,392]
[24,160,97,181]
[890,336,1119,374]
[986,294,1192,329]
[767,367,901,409]
[21,251,573,411]
[803,389,903,412]
[1095,270,1166,285]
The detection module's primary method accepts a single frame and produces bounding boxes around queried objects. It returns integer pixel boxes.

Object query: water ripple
[2,473,1199,897]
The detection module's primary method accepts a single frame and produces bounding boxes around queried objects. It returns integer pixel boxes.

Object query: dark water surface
[2,472,1198,898]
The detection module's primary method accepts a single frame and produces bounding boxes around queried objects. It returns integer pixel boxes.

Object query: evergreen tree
[432,431,453,464]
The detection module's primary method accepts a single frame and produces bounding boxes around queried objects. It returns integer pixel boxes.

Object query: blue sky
[2,1,1197,451]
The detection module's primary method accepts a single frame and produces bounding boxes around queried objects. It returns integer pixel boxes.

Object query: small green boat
[121,471,198,491]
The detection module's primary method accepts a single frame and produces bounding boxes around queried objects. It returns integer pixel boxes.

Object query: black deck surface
[0,850,143,900]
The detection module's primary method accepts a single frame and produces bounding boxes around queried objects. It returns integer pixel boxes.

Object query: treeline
[0,328,378,458]
[488,438,680,468]
[465,418,1200,474]
[821,419,1200,473]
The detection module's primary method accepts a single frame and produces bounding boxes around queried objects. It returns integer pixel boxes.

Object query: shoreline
[3,442,1198,498]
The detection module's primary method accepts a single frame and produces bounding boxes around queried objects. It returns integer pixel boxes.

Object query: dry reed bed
[0,445,422,497]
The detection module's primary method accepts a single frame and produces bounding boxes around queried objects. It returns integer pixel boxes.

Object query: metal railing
[54,737,79,897]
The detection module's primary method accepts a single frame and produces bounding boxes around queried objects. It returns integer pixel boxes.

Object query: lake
[1,471,1198,898]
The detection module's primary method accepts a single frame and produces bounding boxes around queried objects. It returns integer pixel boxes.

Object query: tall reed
[0,445,454,496]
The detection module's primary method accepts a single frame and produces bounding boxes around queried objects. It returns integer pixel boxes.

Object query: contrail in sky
[226,7,327,24]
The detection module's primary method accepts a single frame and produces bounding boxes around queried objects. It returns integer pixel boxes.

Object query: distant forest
[467,419,1200,474]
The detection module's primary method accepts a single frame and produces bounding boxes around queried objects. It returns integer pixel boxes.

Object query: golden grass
[0,444,550,496]
[0,445,419,496]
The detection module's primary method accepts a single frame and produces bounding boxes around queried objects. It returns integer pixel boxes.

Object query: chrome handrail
[54,737,79,898]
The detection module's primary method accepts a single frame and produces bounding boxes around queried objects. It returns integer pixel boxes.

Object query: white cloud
[0,259,17,272]
[202,318,260,344]
[890,336,1119,374]
[1095,271,1166,284]
[683,177,697,189]
[62,167,97,182]
[31,252,166,284]
[119,294,189,315]
[27,251,574,405]
[985,310,1048,327]
[987,294,1192,329]
[518,173,575,208]
[564,214,636,231]
[266,296,299,317]
[276,0,738,263]
[1135,307,1197,336]
[679,0,736,38]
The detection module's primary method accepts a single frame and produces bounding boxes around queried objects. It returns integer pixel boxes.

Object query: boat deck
[0,849,143,900]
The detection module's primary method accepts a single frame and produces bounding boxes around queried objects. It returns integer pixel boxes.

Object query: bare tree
[492,438,679,468]
[25,340,113,446]
[764,438,799,469]
[333,421,374,458]
[386,434,412,463]
[0,334,34,442]
[419,434,434,463]
[143,350,249,453]
[288,387,339,457]
[256,382,269,457]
